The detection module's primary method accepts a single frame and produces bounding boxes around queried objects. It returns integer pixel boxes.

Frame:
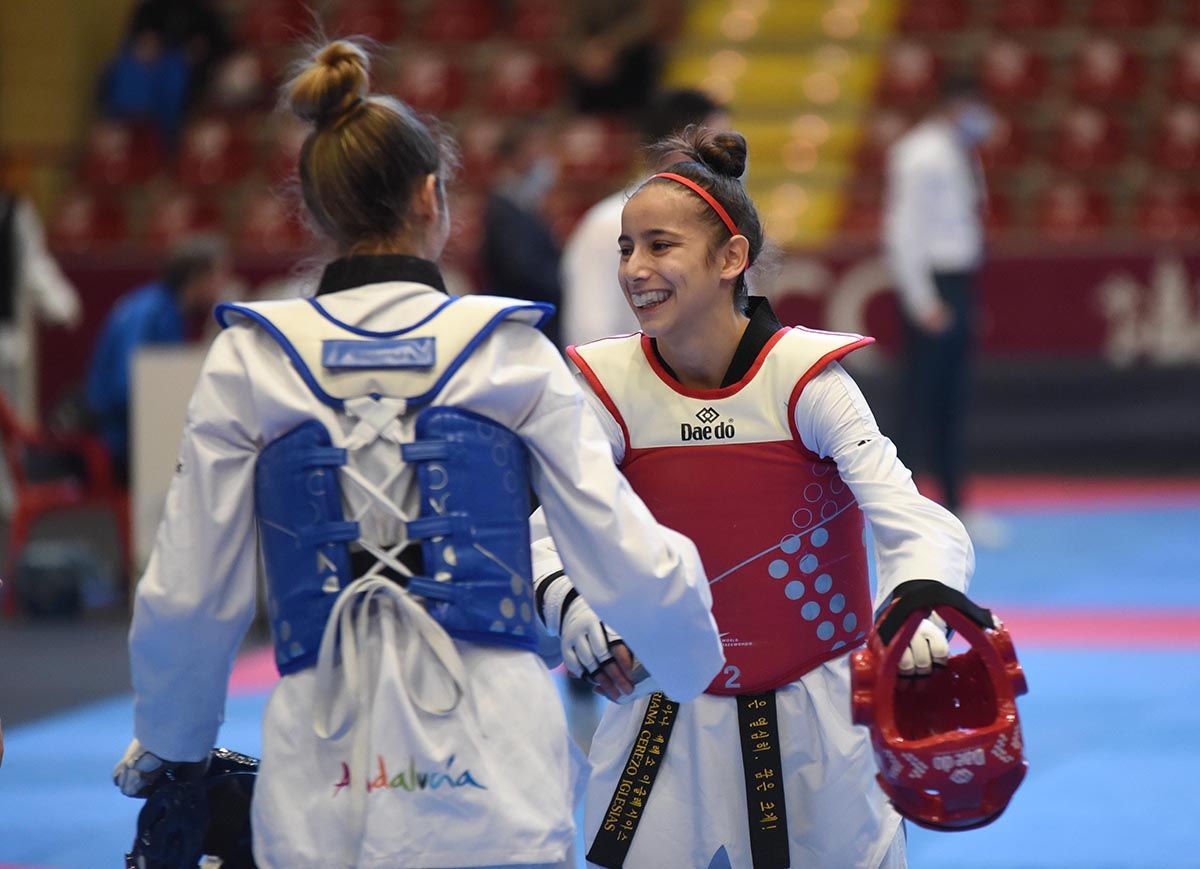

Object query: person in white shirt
[559,88,729,349]
[533,126,975,868]
[111,39,722,869]
[882,75,995,519]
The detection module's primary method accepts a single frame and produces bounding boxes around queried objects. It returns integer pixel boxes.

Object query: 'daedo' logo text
[681,407,735,441]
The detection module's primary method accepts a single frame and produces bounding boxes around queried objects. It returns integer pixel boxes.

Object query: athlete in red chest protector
[531,126,980,869]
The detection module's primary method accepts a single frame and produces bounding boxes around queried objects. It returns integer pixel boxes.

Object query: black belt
[586,691,791,868]
[349,546,424,584]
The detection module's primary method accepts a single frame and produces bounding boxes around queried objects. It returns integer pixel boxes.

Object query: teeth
[631,290,670,308]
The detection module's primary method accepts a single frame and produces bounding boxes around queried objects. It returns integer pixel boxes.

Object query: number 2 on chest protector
[723,665,742,689]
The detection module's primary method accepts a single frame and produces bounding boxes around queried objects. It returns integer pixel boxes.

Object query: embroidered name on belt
[737,692,790,868]
[586,692,679,869]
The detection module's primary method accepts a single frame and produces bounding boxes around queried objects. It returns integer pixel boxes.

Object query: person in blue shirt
[85,234,230,481]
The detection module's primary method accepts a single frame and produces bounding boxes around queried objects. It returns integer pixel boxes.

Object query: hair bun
[696,131,747,179]
[287,40,371,127]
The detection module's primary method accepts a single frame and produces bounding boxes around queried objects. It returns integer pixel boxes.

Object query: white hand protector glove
[113,738,207,797]
[899,612,950,676]
[559,593,621,680]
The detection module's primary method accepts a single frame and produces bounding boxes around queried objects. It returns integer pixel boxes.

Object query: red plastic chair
[980,40,1048,104]
[79,121,165,187]
[856,109,912,172]
[1135,179,1200,240]
[897,0,968,33]
[1034,179,1111,241]
[444,190,486,262]
[995,0,1065,30]
[840,180,884,240]
[482,49,562,113]
[241,0,311,47]
[176,117,253,187]
[557,116,634,183]
[0,391,131,616]
[329,0,404,43]
[458,117,505,183]
[1153,104,1200,172]
[1088,0,1159,28]
[1167,37,1200,103]
[1071,38,1144,102]
[978,113,1029,172]
[235,190,310,256]
[142,189,223,251]
[877,41,940,106]
[421,0,498,42]
[48,191,129,253]
[510,0,565,42]
[205,49,274,112]
[1050,106,1126,170]
[393,52,470,114]
[263,114,311,184]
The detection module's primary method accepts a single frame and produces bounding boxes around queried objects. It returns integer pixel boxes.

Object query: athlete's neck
[657,307,750,390]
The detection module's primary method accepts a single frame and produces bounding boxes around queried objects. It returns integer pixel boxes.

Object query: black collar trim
[651,296,784,387]
[316,254,447,296]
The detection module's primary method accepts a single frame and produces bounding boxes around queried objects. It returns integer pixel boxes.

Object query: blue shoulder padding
[255,420,358,675]
[402,406,539,651]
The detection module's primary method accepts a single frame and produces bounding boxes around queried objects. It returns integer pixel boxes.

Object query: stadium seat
[0,390,131,617]
[1071,38,1144,102]
[1135,178,1200,240]
[1153,103,1200,171]
[978,113,1029,172]
[557,116,634,182]
[328,0,404,43]
[1050,106,1126,170]
[393,52,469,114]
[263,114,310,184]
[79,121,165,187]
[1035,179,1111,240]
[205,49,274,112]
[443,190,485,262]
[47,191,128,253]
[241,0,311,47]
[234,190,310,256]
[897,0,968,33]
[980,40,1048,103]
[143,189,222,250]
[877,40,940,105]
[510,0,565,42]
[176,117,253,186]
[839,180,883,240]
[421,0,498,42]
[856,109,912,172]
[1088,0,1159,28]
[458,117,505,183]
[1167,37,1200,102]
[995,0,1066,30]
[482,49,562,113]
[984,189,1013,235]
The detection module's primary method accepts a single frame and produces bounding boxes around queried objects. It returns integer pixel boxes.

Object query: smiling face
[618,184,737,345]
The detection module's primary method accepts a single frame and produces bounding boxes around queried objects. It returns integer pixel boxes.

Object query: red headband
[650,172,741,236]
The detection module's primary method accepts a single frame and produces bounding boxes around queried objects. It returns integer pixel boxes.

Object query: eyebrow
[618,228,681,243]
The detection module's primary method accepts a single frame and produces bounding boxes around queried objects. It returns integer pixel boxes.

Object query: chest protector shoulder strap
[223,292,552,674]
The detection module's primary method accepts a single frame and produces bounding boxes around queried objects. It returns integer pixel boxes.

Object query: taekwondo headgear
[850,580,1028,831]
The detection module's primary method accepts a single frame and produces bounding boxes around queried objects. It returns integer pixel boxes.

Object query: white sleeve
[501,332,722,701]
[793,362,974,609]
[882,148,940,322]
[560,203,637,347]
[14,199,82,327]
[128,328,261,761]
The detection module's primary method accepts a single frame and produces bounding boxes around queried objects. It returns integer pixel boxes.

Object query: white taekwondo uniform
[126,255,723,869]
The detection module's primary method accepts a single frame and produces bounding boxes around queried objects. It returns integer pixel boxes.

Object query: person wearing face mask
[528,126,978,868]
[481,121,564,346]
[882,74,999,536]
[111,40,724,868]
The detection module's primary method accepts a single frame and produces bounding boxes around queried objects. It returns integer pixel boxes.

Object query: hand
[899,614,949,676]
[918,302,953,335]
[113,739,207,797]
[559,596,636,702]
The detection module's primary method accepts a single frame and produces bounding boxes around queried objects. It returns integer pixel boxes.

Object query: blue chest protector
[227,293,553,675]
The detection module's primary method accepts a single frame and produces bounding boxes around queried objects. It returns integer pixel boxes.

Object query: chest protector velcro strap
[256,420,360,675]
[400,405,539,651]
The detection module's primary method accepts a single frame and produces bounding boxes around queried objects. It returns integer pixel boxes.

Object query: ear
[415,173,440,222]
[719,235,750,282]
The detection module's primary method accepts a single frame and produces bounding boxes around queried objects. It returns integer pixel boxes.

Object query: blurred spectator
[560,88,729,348]
[565,0,663,117]
[480,122,563,345]
[882,74,1001,540]
[99,0,231,145]
[0,188,83,420]
[85,234,231,482]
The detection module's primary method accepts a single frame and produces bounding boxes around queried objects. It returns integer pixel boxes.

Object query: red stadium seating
[1088,0,1160,28]
[897,0,968,33]
[235,190,310,256]
[206,49,275,112]
[994,0,1066,30]
[510,0,566,42]
[1034,179,1111,240]
[444,190,485,261]
[1153,104,1200,171]
[984,189,1013,235]
[393,52,469,114]
[877,40,940,105]
[557,116,634,182]
[421,0,498,42]
[1050,106,1126,170]
[482,49,562,113]
[143,189,222,250]
[329,0,404,43]
[1135,179,1200,240]
[79,121,165,187]
[978,113,1029,172]
[1071,38,1144,103]
[1167,37,1200,103]
[176,117,253,187]
[458,117,505,183]
[856,109,912,171]
[980,40,1047,103]
[263,115,310,184]
[840,180,884,239]
[47,191,128,253]
[241,0,311,47]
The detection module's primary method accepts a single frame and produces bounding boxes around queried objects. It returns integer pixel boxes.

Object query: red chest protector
[569,327,875,694]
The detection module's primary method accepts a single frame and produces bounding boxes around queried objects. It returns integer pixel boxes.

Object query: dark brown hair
[284,40,458,250]
[641,126,765,309]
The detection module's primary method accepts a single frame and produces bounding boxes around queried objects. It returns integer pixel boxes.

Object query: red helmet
[851,581,1028,831]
